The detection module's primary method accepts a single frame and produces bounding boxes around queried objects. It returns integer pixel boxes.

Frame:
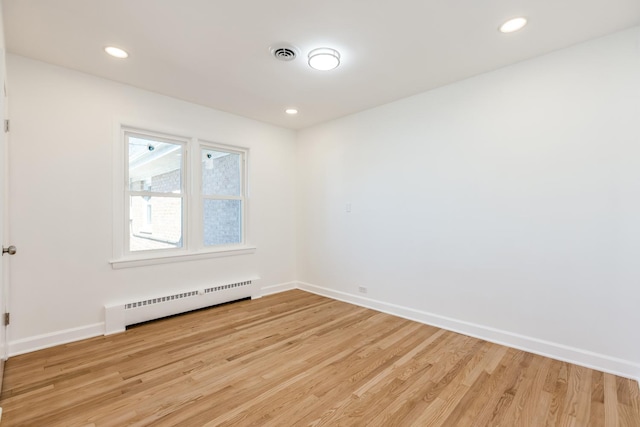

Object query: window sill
[110,245,257,269]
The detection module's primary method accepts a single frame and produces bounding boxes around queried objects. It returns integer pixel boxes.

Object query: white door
[0,49,9,392]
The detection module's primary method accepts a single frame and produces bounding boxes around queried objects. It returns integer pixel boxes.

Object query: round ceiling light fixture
[499,17,527,33]
[104,46,129,58]
[308,48,340,71]
[285,108,298,115]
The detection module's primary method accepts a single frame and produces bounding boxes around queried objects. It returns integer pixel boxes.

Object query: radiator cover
[104,278,259,334]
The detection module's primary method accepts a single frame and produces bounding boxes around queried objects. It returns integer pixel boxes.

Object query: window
[201,147,244,246]
[113,126,253,268]
[127,133,185,252]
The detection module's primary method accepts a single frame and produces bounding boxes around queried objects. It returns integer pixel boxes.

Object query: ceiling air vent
[271,45,298,61]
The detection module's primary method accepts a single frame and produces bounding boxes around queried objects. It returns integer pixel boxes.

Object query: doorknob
[2,245,16,256]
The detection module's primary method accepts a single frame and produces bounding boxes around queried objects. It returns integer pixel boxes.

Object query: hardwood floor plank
[544,361,569,426]
[573,367,593,425]
[604,373,620,427]
[1,289,639,426]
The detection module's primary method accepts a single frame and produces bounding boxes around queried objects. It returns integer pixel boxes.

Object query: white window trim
[124,129,188,257]
[111,123,255,269]
[198,140,248,249]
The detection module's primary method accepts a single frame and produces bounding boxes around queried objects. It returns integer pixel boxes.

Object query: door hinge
[4,313,9,326]
[4,119,9,133]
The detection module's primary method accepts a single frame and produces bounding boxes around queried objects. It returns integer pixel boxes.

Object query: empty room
[0,0,638,425]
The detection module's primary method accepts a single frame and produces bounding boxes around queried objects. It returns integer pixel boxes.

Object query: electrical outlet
[358,286,367,294]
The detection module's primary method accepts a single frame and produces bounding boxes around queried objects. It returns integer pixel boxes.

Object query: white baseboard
[260,281,297,297]
[8,323,105,357]
[296,281,640,383]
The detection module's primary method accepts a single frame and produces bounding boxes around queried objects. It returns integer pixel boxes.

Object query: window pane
[202,149,241,196]
[130,196,183,251]
[129,136,182,193]
[203,199,242,246]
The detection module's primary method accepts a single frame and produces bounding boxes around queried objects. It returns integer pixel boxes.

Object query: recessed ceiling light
[308,48,340,71]
[104,46,129,59]
[499,17,527,33]
[285,109,298,115]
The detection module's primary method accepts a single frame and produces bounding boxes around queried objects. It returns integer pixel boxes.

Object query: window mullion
[188,138,200,251]
[182,141,189,251]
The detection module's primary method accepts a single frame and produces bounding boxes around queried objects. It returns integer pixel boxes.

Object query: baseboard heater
[104,278,260,335]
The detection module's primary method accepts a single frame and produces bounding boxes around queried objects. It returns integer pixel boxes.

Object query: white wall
[6,55,297,352]
[296,27,640,379]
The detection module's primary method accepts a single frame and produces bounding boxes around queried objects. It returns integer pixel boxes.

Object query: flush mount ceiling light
[104,46,129,58]
[499,17,528,33]
[308,48,340,71]
[285,108,298,115]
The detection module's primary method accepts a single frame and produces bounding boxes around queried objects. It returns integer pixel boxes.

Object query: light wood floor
[1,290,639,426]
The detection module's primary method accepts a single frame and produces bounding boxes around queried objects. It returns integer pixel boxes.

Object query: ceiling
[3,0,640,130]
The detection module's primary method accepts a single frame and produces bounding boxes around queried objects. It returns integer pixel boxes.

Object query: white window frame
[197,140,248,249]
[124,130,188,257]
[111,124,255,269]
